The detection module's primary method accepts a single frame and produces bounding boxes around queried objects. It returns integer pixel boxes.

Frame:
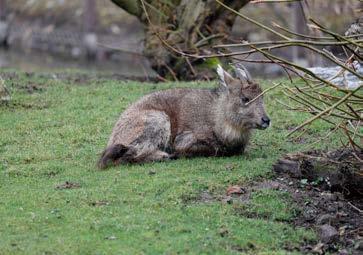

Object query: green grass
[0,71,344,254]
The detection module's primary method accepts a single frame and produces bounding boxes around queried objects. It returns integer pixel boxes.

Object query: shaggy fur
[98,65,270,169]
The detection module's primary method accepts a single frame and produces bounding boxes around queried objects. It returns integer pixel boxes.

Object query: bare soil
[55,181,81,190]
[273,148,362,254]
[188,149,362,254]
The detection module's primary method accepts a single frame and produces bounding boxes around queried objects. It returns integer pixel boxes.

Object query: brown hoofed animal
[98,64,270,169]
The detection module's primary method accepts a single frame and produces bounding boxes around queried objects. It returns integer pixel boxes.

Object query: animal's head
[216,64,270,130]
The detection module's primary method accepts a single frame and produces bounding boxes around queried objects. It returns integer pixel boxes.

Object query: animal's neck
[213,100,251,144]
[215,119,251,144]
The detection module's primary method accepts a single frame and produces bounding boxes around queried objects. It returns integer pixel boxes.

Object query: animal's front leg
[222,143,246,156]
[173,131,219,157]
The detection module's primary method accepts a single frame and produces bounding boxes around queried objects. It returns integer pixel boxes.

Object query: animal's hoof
[168,153,179,160]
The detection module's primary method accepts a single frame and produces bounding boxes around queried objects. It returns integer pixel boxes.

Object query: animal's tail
[97,144,131,169]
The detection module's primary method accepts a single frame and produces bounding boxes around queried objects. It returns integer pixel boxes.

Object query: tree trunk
[291,1,307,64]
[110,0,250,80]
[83,0,98,33]
[0,0,6,20]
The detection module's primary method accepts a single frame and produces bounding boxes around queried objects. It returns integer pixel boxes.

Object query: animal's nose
[261,117,270,126]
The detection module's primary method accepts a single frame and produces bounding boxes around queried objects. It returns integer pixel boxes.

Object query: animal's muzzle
[259,116,270,129]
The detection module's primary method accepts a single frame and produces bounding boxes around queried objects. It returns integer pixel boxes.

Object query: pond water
[0,48,156,77]
[0,47,287,79]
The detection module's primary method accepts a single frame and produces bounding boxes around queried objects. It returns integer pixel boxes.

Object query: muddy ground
[250,148,363,255]
[273,155,362,254]
[272,149,362,254]
[199,149,362,254]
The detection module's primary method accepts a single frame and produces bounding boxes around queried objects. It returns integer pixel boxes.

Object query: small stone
[336,202,345,209]
[273,159,301,177]
[320,192,337,201]
[355,240,363,251]
[338,226,347,236]
[224,163,236,171]
[319,224,339,243]
[300,179,308,185]
[327,205,337,213]
[303,210,316,222]
[148,169,156,175]
[219,228,229,237]
[316,214,336,225]
[311,242,324,254]
[105,235,117,240]
[335,193,344,200]
[338,249,349,255]
[336,212,348,218]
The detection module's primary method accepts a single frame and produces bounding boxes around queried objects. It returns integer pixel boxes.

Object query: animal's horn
[234,63,252,83]
[216,64,233,88]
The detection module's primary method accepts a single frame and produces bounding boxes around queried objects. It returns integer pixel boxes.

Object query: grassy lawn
[0,71,344,254]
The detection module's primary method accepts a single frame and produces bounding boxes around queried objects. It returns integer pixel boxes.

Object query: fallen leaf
[312,242,324,254]
[226,185,245,196]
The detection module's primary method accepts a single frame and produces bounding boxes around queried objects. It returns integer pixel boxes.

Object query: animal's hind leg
[173,130,219,157]
[143,150,173,162]
[129,110,172,163]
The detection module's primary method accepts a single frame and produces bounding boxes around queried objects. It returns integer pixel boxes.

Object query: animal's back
[107,88,216,146]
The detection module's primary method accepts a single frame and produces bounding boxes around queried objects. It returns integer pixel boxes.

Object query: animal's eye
[241,97,250,104]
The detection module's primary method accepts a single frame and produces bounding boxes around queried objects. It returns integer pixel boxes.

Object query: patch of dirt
[180,191,216,204]
[7,101,51,110]
[0,72,19,80]
[185,148,362,254]
[273,148,362,254]
[183,180,280,205]
[19,83,45,94]
[274,149,363,197]
[55,181,81,190]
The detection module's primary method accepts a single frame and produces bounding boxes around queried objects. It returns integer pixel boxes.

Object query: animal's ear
[234,63,253,84]
[216,64,234,90]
